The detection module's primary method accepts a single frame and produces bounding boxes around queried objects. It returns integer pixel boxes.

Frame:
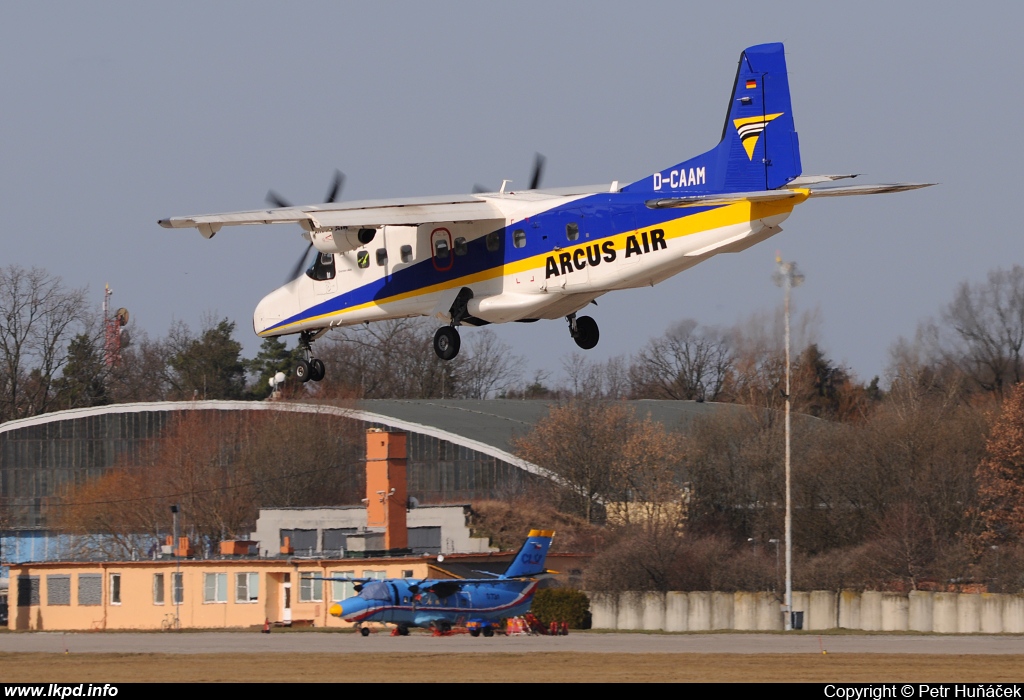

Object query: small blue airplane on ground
[328,529,555,637]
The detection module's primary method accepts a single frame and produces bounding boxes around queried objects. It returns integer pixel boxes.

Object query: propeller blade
[287,242,315,282]
[529,153,546,190]
[265,190,293,209]
[324,169,345,204]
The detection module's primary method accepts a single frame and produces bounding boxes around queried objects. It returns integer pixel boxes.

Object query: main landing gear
[294,330,327,383]
[567,313,599,350]
[433,326,461,361]
[432,288,472,361]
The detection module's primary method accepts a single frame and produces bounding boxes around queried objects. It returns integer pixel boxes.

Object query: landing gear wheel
[397,625,409,637]
[360,626,370,637]
[295,359,311,383]
[438,621,452,634]
[483,627,494,638]
[433,327,462,361]
[309,358,325,382]
[470,628,480,637]
[572,315,600,350]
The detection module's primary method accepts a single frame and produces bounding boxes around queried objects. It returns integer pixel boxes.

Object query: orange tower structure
[365,429,408,551]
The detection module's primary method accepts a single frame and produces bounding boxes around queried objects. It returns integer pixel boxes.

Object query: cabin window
[357,581,391,602]
[153,574,165,605]
[299,572,323,602]
[109,573,121,605]
[453,237,468,256]
[307,252,336,281]
[235,572,259,603]
[486,231,501,252]
[434,237,450,259]
[400,245,413,263]
[513,229,526,248]
[376,248,388,266]
[203,573,227,604]
[356,251,370,269]
[566,222,579,241]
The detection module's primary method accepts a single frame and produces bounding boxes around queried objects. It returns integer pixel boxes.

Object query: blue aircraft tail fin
[622,42,801,196]
[502,529,554,579]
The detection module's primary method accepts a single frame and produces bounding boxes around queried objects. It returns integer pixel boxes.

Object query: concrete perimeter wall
[588,590,1024,634]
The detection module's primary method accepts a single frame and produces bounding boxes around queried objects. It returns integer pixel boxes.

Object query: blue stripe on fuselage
[264,193,720,334]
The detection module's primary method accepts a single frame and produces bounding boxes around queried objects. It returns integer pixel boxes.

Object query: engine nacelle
[309,227,377,254]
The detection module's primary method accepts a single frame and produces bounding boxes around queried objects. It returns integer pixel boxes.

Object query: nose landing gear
[295,330,327,383]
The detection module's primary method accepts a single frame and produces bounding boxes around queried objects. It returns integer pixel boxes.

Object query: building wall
[7,559,431,631]
[252,505,495,557]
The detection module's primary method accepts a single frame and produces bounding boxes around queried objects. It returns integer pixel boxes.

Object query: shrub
[530,587,591,629]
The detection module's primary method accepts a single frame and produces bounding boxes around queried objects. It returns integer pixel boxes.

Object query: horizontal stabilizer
[786,174,859,186]
[806,183,935,197]
[646,189,802,209]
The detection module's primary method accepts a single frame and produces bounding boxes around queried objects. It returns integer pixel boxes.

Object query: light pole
[769,538,781,593]
[773,254,803,631]
[171,504,180,629]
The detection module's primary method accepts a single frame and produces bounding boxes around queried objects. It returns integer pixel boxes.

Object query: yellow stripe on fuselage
[261,192,808,335]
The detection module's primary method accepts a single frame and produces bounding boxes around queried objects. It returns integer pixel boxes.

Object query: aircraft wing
[158,195,506,238]
[645,181,933,209]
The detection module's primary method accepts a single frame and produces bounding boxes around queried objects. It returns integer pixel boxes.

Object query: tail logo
[733,112,783,160]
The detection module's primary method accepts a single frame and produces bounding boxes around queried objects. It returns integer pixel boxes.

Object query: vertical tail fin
[623,42,801,195]
[501,529,554,578]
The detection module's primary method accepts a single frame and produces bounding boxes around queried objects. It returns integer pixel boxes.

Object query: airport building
[5,429,585,631]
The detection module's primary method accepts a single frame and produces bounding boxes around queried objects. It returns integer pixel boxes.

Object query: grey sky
[1,2,1017,386]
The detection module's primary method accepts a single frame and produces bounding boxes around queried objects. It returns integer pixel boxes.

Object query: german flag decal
[746,79,757,89]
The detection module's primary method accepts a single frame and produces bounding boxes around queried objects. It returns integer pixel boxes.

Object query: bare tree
[0,265,89,421]
[631,319,733,401]
[929,265,1024,396]
[453,329,525,399]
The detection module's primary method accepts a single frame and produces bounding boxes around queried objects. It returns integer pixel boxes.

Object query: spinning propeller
[473,153,546,194]
[267,170,345,282]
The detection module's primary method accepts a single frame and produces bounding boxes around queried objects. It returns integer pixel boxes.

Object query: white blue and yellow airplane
[327,529,555,637]
[159,42,930,382]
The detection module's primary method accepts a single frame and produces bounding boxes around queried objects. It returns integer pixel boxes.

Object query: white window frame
[362,570,386,580]
[172,572,184,605]
[235,572,259,603]
[109,573,121,605]
[203,572,228,604]
[153,573,165,605]
[330,570,355,602]
[299,572,322,603]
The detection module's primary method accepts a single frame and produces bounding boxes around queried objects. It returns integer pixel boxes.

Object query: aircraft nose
[337,598,369,621]
[253,284,295,336]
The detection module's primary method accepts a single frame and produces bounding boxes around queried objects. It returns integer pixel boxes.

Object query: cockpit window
[357,581,391,602]
[307,252,336,281]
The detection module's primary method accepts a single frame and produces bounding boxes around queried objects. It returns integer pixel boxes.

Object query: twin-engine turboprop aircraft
[160,42,931,383]
[327,529,555,637]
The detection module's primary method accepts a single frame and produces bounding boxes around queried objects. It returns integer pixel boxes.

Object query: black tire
[360,626,370,637]
[397,625,409,636]
[433,327,461,361]
[295,359,311,383]
[483,627,494,638]
[439,621,452,634]
[573,315,600,350]
[469,628,480,637]
[310,358,325,382]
